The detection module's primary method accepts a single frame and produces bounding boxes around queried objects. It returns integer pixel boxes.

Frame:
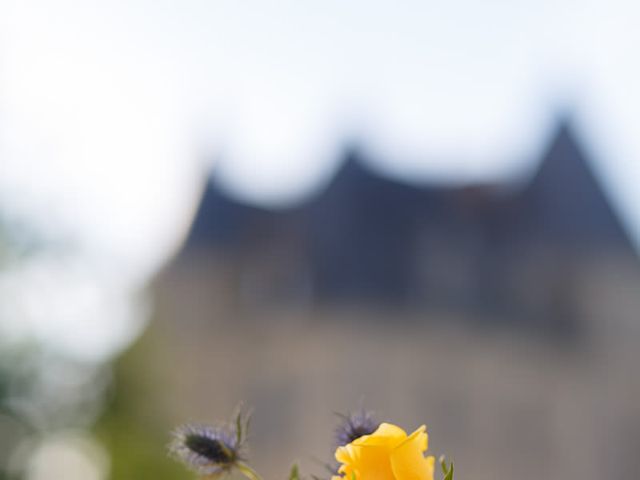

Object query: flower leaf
[289,464,300,480]
[439,456,447,475]
[244,410,253,443]
[438,456,453,480]
[235,410,243,444]
[444,462,454,480]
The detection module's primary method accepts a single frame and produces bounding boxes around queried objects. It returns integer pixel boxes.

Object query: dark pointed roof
[310,145,440,214]
[519,121,635,252]
[306,146,433,303]
[182,123,637,260]
[183,178,265,249]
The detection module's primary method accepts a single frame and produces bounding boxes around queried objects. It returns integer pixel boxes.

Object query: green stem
[237,462,264,480]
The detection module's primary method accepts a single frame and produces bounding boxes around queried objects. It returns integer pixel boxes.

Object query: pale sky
[1,0,640,286]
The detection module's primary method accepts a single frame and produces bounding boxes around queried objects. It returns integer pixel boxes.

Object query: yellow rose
[333,423,435,480]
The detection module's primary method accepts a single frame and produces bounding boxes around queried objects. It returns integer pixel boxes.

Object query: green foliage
[288,464,300,480]
[236,409,244,446]
[440,456,454,480]
[235,405,252,447]
[93,326,185,480]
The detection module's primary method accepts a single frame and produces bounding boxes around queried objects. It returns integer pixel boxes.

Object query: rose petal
[354,423,407,448]
[389,427,433,480]
[351,444,396,480]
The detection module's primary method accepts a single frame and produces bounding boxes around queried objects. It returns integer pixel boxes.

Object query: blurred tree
[94,323,185,480]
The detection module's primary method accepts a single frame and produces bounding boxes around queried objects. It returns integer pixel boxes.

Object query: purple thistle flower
[335,409,379,447]
[169,423,242,476]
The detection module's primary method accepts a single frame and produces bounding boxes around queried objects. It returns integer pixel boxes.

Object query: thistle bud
[335,409,379,447]
[169,424,240,476]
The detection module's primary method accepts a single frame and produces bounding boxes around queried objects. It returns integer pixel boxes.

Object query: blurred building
[169,120,640,337]
[151,120,640,480]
